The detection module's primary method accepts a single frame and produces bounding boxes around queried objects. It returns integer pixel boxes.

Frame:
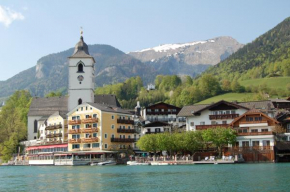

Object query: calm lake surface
[1,164,290,192]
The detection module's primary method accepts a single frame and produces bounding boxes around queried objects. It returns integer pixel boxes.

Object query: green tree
[137,134,159,161]
[0,90,32,162]
[45,91,62,97]
[202,127,237,157]
[199,74,221,97]
[184,131,204,159]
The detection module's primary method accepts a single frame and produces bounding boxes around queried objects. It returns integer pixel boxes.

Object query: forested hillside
[205,17,290,81]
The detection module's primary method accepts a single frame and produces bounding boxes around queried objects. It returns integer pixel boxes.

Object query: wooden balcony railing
[46,134,54,138]
[117,119,134,124]
[209,114,239,120]
[68,120,81,125]
[196,124,229,130]
[240,120,268,124]
[46,140,62,145]
[227,146,273,152]
[237,131,274,136]
[68,139,81,144]
[117,128,136,133]
[45,125,62,130]
[111,138,136,143]
[54,133,62,137]
[82,118,98,124]
[81,137,98,143]
[81,128,98,133]
[68,129,81,134]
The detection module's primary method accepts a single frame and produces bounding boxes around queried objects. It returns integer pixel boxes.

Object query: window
[78,99,82,105]
[161,109,164,112]
[111,134,115,138]
[85,133,90,138]
[255,117,262,121]
[200,122,205,125]
[72,134,80,139]
[104,144,108,149]
[168,109,171,112]
[147,109,151,112]
[92,143,99,148]
[155,109,159,112]
[123,126,125,129]
[86,124,90,128]
[93,114,97,118]
[111,125,115,129]
[83,144,91,148]
[262,140,270,146]
[111,115,115,120]
[85,106,88,111]
[93,133,97,137]
[211,121,217,125]
[86,115,90,119]
[287,124,290,133]
[222,121,227,125]
[72,144,80,149]
[104,134,107,139]
[128,126,131,129]
[93,123,97,128]
[155,128,161,133]
[261,129,268,132]
[173,109,177,112]
[252,141,259,147]
[242,141,249,147]
[246,117,253,121]
[226,111,230,114]
[77,63,84,72]
[231,110,236,114]
[34,120,38,133]
[251,129,258,133]
[190,122,194,126]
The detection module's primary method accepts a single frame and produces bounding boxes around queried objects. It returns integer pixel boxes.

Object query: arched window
[78,98,82,105]
[34,120,38,133]
[77,64,84,72]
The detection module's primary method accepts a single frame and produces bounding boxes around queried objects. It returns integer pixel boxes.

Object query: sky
[0,0,290,81]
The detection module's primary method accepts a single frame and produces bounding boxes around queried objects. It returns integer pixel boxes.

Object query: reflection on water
[1,164,290,192]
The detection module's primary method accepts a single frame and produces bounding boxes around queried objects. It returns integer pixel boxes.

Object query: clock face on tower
[77,75,84,82]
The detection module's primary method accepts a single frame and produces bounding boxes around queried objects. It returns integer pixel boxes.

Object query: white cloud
[0,5,24,27]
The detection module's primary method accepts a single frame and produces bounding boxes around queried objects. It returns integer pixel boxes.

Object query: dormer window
[77,63,84,72]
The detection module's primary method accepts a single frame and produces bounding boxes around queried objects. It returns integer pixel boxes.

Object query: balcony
[82,117,98,124]
[68,120,81,125]
[81,137,98,143]
[81,128,98,133]
[209,114,239,120]
[68,129,81,134]
[239,120,268,128]
[111,138,136,143]
[146,111,178,115]
[196,124,229,130]
[117,119,134,124]
[237,131,274,136]
[117,128,136,133]
[45,124,62,130]
[46,140,62,145]
[68,139,81,144]
[46,134,54,138]
[54,133,62,137]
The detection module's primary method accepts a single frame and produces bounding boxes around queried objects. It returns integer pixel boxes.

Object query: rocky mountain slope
[0,45,157,97]
[128,36,243,76]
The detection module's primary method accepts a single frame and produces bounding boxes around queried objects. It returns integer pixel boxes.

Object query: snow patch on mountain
[134,39,215,53]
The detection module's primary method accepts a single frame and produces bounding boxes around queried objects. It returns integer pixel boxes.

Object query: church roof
[28,96,68,117]
[87,102,131,115]
[94,94,121,108]
[69,36,95,61]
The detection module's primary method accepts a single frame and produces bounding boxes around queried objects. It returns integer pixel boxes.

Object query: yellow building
[45,111,68,144]
[67,103,135,152]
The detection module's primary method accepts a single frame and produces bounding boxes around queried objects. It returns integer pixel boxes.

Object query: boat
[96,160,117,166]
[150,162,169,166]
[127,161,150,165]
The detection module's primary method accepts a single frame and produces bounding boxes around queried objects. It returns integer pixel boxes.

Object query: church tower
[68,31,95,111]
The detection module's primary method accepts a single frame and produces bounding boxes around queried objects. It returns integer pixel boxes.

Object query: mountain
[204,17,290,81]
[128,36,243,76]
[0,45,157,97]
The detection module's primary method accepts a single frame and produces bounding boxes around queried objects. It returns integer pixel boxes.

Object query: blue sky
[0,0,290,81]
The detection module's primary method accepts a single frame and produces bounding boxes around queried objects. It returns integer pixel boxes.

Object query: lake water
[1,164,290,192]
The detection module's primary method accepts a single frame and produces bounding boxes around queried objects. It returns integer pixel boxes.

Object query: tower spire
[80,27,83,37]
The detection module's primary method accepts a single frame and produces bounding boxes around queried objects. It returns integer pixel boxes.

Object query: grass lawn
[197,93,255,104]
[239,76,290,90]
